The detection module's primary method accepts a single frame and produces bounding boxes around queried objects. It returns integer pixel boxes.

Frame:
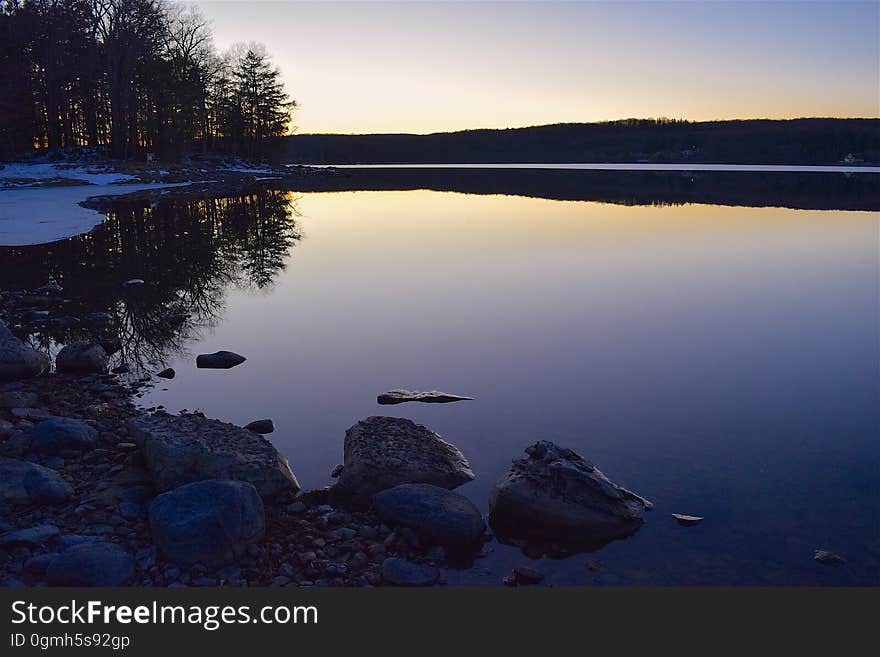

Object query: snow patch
[0,182,190,246]
[0,162,138,185]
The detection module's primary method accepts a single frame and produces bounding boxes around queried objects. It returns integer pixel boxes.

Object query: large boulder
[373,483,485,547]
[380,557,439,586]
[46,542,133,586]
[0,320,49,381]
[28,417,98,454]
[127,413,299,499]
[55,342,108,374]
[148,479,265,567]
[0,457,73,505]
[488,441,652,552]
[333,416,475,502]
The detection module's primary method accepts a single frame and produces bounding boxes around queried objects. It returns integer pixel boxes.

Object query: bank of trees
[0,0,295,160]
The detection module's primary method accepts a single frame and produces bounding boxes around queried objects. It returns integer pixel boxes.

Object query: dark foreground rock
[128,413,299,499]
[377,389,474,405]
[333,416,475,502]
[373,483,485,547]
[0,320,49,381]
[244,419,274,434]
[55,341,109,374]
[380,557,439,586]
[28,416,98,454]
[0,457,73,504]
[488,441,652,553]
[46,542,133,586]
[149,479,265,567]
[196,351,246,369]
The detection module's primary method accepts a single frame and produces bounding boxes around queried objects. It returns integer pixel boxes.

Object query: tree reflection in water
[0,189,302,373]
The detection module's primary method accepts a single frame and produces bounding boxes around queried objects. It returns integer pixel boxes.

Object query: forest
[0,0,294,160]
[286,118,880,165]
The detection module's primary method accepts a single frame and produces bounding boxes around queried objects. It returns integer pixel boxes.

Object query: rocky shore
[1,281,659,588]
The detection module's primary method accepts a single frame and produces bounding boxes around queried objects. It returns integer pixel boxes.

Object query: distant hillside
[285,118,879,165]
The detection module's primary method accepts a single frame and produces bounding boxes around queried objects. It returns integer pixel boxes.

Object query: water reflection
[0,190,302,371]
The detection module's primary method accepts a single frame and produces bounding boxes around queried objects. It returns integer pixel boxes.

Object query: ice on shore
[0,182,188,247]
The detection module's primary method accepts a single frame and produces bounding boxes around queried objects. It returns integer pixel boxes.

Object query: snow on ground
[0,162,138,185]
[0,182,189,246]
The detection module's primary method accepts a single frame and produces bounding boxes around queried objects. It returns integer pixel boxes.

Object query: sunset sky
[193,0,880,134]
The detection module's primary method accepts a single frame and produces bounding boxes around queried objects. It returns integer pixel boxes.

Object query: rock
[0,320,49,381]
[56,342,108,374]
[512,566,544,585]
[380,557,439,586]
[112,364,130,374]
[0,390,39,408]
[0,419,12,438]
[377,389,474,405]
[46,542,133,586]
[286,501,306,513]
[814,550,845,566]
[196,351,246,369]
[57,534,103,549]
[0,457,72,504]
[24,553,58,574]
[244,419,274,434]
[672,513,704,526]
[83,312,113,325]
[331,463,344,477]
[11,407,51,422]
[334,416,474,502]
[127,413,299,499]
[156,368,175,379]
[123,279,144,287]
[0,523,59,546]
[28,417,98,454]
[372,483,486,547]
[148,479,265,567]
[488,441,652,551]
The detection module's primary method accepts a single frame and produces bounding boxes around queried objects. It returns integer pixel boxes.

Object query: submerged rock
[488,441,652,552]
[196,351,246,369]
[333,416,475,502]
[0,320,49,381]
[0,457,73,504]
[127,413,299,499]
[671,513,704,526]
[377,389,474,405]
[814,549,845,566]
[46,542,133,586]
[56,341,108,374]
[373,483,485,547]
[380,557,439,586]
[28,417,98,454]
[149,479,265,567]
[244,419,274,434]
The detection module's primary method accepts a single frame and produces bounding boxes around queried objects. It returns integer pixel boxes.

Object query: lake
[1,168,877,585]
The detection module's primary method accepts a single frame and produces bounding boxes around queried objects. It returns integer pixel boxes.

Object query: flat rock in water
[672,513,704,526]
[0,320,49,381]
[196,351,246,369]
[28,416,98,454]
[0,524,60,546]
[127,413,299,499]
[0,457,72,505]
[244,419,274,434]
[488,441,652,552]
[46,542,133,586]
[373,483,486,547]
[156,368,175,379]
[123,279,144,287]
[56,341,108,374]
[814,550,845,566]
[377,389,474,405]
[333,416,475,502]
[149,479,265,567]
[380,557,439,586]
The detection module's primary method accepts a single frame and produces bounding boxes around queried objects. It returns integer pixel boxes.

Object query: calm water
[1,171,878,585]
